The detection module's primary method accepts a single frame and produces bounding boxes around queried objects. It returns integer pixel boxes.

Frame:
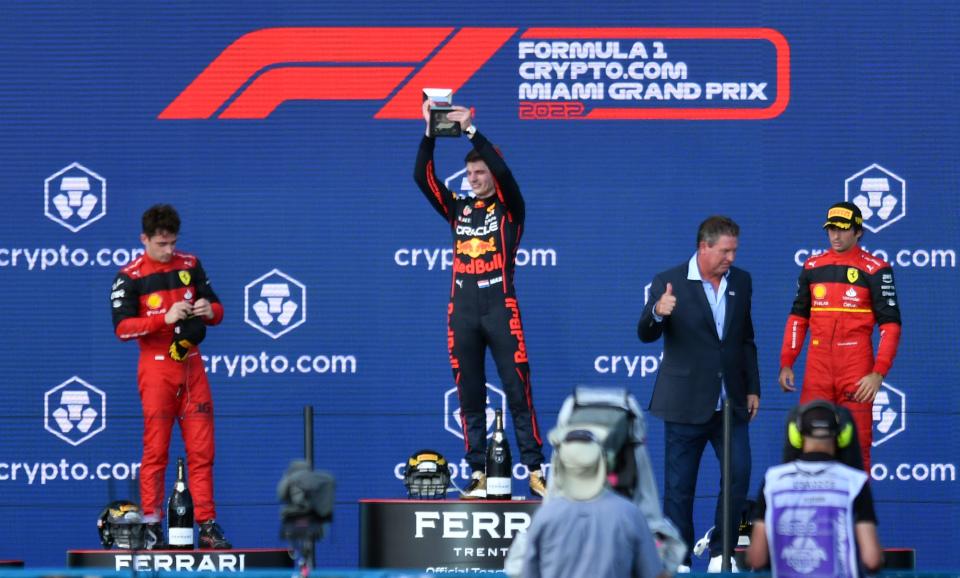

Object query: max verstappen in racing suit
[779,202,902,471]
[111,204,231,549]
[413,101,545,499]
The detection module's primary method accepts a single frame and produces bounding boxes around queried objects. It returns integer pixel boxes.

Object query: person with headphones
[746,401,882,577]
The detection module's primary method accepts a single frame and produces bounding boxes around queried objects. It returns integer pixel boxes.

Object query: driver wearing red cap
[778,202,902,471]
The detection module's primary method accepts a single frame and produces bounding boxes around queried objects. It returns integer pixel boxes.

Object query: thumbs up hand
[655,282,677,317]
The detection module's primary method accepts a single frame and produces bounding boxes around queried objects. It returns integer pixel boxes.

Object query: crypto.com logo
[871,381,905,447]
[845,164,906,233]
[244,269,307,339]
[44,163,107,232]
[445,169,473,198]
[159,27,788,121]
[44,377,106,446]
[444,383,506,440]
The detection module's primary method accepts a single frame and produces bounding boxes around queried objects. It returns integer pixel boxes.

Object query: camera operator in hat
[522,428,667,578]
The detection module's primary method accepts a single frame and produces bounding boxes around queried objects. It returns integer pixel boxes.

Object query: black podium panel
[67,548,293,572]
[359,499,540,572]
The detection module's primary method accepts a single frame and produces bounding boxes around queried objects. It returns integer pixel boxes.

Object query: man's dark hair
[464,149,483,164]
[464,145,503,164]
[697,215,740,247]
[142,204,181,237]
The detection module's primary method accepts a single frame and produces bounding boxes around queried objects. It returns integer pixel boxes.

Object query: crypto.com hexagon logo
[444,383,506,440]
[871,381,905,447]
[445,168,473,199]
[845,164,906,233]
[44,377,106,446]
[245,269,307,339]
[44,163,107,232]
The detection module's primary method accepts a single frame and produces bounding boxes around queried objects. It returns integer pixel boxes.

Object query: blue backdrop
[0,1,957,571]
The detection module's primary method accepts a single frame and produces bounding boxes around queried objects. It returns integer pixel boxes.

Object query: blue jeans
[664,411,751,563]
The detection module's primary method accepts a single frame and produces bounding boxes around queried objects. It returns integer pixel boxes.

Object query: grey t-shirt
[522,489,663,578]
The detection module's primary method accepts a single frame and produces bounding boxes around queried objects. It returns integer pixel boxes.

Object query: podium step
[67,548,293,572]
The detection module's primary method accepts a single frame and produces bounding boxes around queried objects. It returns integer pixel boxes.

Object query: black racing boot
[198,520,232,549]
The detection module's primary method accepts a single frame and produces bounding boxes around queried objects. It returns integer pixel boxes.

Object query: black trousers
[447,283,544,471]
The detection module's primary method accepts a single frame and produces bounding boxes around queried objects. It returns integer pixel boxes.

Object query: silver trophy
[423,88,460,137]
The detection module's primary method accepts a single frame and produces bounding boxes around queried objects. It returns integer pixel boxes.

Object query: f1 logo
[161,27,788,121]
[160,27,515,120]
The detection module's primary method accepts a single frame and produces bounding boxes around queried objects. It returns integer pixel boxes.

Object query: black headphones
[787,400,853,449]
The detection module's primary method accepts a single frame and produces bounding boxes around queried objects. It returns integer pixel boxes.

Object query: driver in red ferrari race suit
[779,202,902,471]
[111,204,231,549]
[413,101,546,499]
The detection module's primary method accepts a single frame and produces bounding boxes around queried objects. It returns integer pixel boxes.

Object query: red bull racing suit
[111,251,223,522]
[414,130,544,473]
[780,246,901,470]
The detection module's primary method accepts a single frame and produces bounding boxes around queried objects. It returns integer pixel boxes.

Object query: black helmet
[403,449,451,499]
[97,500,146,549]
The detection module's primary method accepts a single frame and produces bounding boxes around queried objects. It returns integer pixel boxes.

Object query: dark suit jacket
[638,262,761,424]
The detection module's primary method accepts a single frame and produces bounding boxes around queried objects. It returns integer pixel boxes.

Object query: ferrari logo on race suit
[179,271,191,285]
[847,268,859,283]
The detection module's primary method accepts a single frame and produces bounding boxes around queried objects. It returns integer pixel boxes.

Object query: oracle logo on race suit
[44,376,106,446]
[444,383,506,440]
[244,269,306,339]
[845,164,906,233]
[160,27,788,121]
[871,381,905,447]
[44,163,107,233]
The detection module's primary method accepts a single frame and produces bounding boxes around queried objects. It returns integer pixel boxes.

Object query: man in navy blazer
[638,216,761,573]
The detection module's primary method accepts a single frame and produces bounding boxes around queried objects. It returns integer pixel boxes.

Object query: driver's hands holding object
[193,298,214,320]
[444,105,473,131]
[422,101,473,135]
[164,301,193,325]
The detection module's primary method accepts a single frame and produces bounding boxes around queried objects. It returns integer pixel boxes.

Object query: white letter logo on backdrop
[845,164,906,233]
[445,169,474,198]
[871,381,906,447]
[44,376,106,446]
[44,163,107,232]
[244,269,307,339]
[444,383,506,440]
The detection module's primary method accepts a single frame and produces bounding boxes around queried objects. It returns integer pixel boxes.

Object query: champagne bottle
[167,457,194,549]
[485,409,512,500]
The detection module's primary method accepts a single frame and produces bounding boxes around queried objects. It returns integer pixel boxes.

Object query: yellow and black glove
[169,316,206,362]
